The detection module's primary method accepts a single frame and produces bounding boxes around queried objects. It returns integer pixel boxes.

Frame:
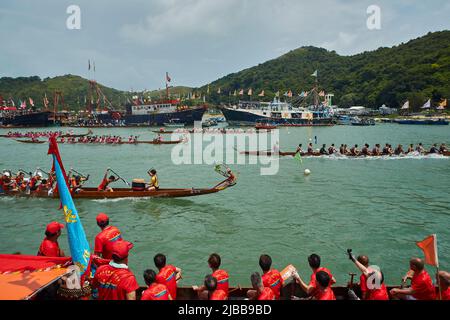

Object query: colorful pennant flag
[416,234,439,267]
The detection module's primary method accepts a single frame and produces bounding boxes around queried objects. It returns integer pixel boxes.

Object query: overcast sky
[1,0,449,91]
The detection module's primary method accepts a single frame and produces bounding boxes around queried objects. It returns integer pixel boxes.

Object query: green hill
[201,30,450,110]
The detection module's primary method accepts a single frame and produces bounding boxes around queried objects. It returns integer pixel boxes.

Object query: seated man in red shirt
[141,269,172,300]
[390,258,436,300]
[154,253,182,300]
[246,254,283,299]
[437,271,450,300]
[311,271,336,300]
[37,222,65,257]
[94,213,123,259]
[292,253,336,297]
[193,253,229,300]
[204,274,227,300]
[97,170,118,192]
[347,250,389,300]
[92,241,139,300]
[250,272,275,300]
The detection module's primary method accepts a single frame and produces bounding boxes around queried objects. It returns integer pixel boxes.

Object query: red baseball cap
[96,213,109,224]
[46,221,64,234]
[112,241,134,259]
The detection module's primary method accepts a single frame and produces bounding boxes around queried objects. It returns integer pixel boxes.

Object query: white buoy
[304,169,311,176]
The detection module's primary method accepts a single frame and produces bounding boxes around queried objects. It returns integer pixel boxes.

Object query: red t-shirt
[156,265,178,299]
[310,267,334,290]
[210,289,227,300]
[258,287,276,300]
[212,269,229,295]
[262,269,283,299]
[92,264,139,300]
[411,270,436,300]
[97,177,108,191]
[141,283,172,300]
[360,274,389,300]
[441,287,450,300]
[37,238,63,257]
[314,287,336,300]
[94,226,122,259]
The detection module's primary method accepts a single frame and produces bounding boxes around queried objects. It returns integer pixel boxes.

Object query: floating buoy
[304,169,311,176]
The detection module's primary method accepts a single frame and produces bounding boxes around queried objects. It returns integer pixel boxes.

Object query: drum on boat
[132,179,146,191]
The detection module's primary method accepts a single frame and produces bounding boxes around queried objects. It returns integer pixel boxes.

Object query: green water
[0,124,449,287]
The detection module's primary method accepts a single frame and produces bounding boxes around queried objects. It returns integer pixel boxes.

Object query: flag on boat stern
[416,234,439,267]
[47,136,91,278]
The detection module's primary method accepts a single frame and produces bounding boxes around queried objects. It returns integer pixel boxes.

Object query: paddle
[107,168,130,187]
[69,167,90,181]
[18,168,33,176]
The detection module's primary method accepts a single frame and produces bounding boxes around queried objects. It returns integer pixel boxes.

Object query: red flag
[416,234,439,267]
[48,135,71,207]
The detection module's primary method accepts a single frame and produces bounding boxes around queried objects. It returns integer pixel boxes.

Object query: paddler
[429,143,439,154]
[394,144,405,155]
[154,253,182,300]
[416,143,425,154]
[29,171,43,192]
[439,143,448,154]
[372,143,381,156]
[14,171,26,191]
[295,144,304,155]
[361,143,371,156]
[249,272,275,300]
[307,143,314,154]
[92,241,139,300]
[141,269,172,300]
[319,144,328,155]
[203,275,227,300]
[70,175,84,193]
[297,271,336,300]
[328,144,337,155]
[97,170,119,192]
[193,253,229,299]
[350,144,360,156]
[407,144,415,154]
[437,271,450,300]
[390,258,436,300]
[291,254,336,297]
[0,171,13,192]
[147,169,159,191]
[94,213,123,259]
[347,250,389,300]
[339,144,345,154]
[37,222,65,257]
[246,254,283,299]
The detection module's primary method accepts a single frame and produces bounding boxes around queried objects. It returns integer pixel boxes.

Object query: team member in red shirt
[311,271,336,300]
[193,253,229,299]
[246,254,283,300]
[37,222,65,257]
[250,272,276,300]
[437,271,450,300]
[292,254,336,298]
[92,241,139,300]
[141,269,172,300]
[94,213,123,259]
[154,253,182,300]
[97,170,118,192]
[390,258,436,300]
[204,275,227,300]
[347,251,389,300]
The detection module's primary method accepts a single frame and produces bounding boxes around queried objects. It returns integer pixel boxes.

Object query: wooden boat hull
[13,140,183,145]
[2,187,222,199]
[15,139,46,144]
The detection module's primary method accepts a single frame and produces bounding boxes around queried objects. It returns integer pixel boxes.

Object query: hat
[46,221,64,234]
[96,213,109,224]
[3,171,10,177]
[112,241,134,259]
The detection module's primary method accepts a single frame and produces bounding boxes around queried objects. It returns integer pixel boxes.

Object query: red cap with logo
[46,221,65,234]
[96,213,109,224]
[112,241,134,259]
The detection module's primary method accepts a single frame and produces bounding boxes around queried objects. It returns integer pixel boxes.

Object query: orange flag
[416,234,439,267]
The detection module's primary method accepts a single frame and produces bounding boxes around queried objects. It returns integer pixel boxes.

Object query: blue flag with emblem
[48,136,91,278]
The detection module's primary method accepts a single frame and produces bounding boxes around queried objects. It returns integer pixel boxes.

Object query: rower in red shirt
[246,254,283,300]
[141,269,172,300]
[94,213,123,259]
[311,271,336,300]
[37,222,65,257]
[250,272,276,300]
[203,275,227,300]
[347,250,389,300]
[92,241,139,300]
[292,254,336,298]
[193,253,229,299]
[390,258,436,300]
[437,271,450,300]
[97,169,118,192]
[154,253,182,299]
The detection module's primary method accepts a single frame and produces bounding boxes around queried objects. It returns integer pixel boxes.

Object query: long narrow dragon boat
[14,139,183,145]
[238,150,450,158]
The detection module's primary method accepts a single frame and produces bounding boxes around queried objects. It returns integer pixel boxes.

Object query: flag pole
[436,234,442,300]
